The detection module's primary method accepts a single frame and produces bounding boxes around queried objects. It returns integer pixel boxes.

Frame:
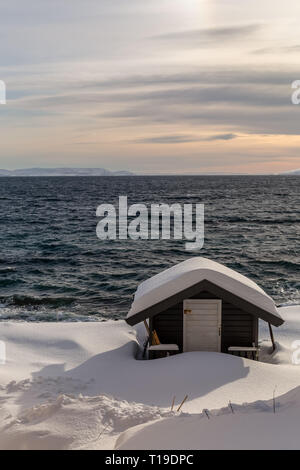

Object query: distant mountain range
[0,167,299,177]
[281,168,300,175]
[0,168,134,177]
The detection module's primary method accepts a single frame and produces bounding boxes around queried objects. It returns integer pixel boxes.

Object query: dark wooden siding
[221,305,258,352]
[151,304,183,351]
[151,290,258,353]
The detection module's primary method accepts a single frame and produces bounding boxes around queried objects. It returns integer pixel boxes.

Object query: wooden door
[183,299,222,352]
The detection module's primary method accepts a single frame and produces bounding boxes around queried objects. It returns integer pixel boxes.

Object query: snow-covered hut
[126,258,284,359]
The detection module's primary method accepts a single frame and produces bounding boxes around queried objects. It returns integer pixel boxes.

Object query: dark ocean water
[0,175,299,322]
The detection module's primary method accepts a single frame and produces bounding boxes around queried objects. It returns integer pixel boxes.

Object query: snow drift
[0,305,299,450]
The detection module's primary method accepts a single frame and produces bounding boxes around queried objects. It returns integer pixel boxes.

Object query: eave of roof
[126,279,284,327]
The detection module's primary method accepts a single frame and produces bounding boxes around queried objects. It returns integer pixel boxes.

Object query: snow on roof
[127,257,282,322]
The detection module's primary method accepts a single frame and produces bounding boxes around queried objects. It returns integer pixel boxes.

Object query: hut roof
[126,257,283,327]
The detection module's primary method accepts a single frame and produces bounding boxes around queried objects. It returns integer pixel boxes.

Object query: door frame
[183,299,222,352]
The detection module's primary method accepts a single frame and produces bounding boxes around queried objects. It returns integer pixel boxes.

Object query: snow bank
[0,305,299,450]
[116,387,300,450]
[1,393,175,450]
[260,306,300,365]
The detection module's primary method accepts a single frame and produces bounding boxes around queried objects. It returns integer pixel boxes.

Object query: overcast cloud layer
[0,0,300,173]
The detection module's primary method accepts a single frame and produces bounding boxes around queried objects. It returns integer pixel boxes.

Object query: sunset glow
[0,0,299,174]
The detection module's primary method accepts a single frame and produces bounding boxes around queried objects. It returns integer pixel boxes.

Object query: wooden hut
[126,258,283,359]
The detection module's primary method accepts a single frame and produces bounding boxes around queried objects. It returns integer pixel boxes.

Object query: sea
[0,175,299,322]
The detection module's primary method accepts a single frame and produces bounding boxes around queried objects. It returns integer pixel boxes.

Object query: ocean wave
[0,295,76,308]
[278,301,300,308]
[254,260,299,270]
[205,217,300,225]
[0,305,102,322]
[0,267,17,273]
[0,279,23,288]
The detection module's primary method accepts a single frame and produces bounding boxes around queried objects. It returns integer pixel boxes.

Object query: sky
[0,0,300,174]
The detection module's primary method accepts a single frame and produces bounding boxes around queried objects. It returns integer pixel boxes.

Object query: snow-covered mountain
[0,168,134,177]
[281,168,300,175]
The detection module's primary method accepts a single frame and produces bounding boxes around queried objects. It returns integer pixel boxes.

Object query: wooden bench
[148,344,179,359]
[228,344,260,361]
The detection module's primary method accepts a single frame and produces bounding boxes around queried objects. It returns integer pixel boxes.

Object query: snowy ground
[0,306,299,450]
[116,387,300,450]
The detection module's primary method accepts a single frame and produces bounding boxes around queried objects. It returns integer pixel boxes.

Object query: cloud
[252,45,300,55]
[102,97,300,136]
[10,63,298,138]
[134,135,199,144]
[133,133,238,144]
[0,0,299,173]
[0,0,158,65]
[205,133,237,141]
[13,67,295,138]
[78,67,297,90]
[23,82,289,109]
[154,24,262,47]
